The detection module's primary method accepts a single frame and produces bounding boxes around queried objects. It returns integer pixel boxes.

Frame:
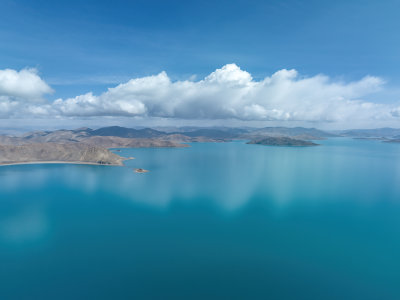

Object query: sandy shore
[0,161,123,167]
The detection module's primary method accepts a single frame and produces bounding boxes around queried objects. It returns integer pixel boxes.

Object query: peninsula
[0,143,126,166]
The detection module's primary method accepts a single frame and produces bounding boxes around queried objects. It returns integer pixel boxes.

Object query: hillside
[242,127,335,140]
[0,129,188,147]
[0,143,126,166]
[247,136,319,147]
[82,136,189,148]
[90,126,165,138]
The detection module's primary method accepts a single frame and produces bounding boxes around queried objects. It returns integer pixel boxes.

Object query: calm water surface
[1,138,400,299]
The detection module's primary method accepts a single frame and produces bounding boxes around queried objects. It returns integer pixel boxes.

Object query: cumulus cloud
[0,68,53,118]
[1,64,399,127]
[0,68,53,102]
[391,106,400,118]
[51,64,390,123]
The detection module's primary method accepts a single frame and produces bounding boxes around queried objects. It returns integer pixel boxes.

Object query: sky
[0,0,400,130]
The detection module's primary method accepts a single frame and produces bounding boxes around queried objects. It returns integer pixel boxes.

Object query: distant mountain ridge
[172,128,246,139]
[243,127,337,139]
[247,136,319,147]
[0,127,186,148]
[88,126,333,140]
[8,126,400,142]
[0,126,337,146]
[90,126,165,138]
[81,136,189,148]
[340,128,400,138]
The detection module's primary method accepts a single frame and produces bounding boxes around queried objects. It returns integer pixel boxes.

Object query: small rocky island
[247,136,319,147]
[0,143,126,166]
[134,168,149,173]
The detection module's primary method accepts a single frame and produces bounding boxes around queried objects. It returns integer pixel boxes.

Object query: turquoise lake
[1,138,400,299]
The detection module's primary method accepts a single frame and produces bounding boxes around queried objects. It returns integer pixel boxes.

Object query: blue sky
[0,0,400,129]
[2,0,400,96]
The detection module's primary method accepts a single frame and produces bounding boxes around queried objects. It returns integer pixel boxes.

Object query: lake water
[1,138,400,299]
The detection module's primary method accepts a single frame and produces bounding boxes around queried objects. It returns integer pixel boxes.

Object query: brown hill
[0,143,125,166]
[82,136,189,148]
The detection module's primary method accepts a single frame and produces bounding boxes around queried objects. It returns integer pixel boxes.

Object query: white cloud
[391,106,400,118]
[1,64,400,128]
[51,64,390,123]
[0,68,53,119]
[0,68,53,102]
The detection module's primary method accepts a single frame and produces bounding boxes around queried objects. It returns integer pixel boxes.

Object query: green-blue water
[1,138,400,299]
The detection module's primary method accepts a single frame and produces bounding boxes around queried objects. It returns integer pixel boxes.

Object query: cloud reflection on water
[1,139,400,239]
[0,207,48,244]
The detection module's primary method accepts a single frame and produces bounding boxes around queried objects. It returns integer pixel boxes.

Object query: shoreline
[0,161,123,167]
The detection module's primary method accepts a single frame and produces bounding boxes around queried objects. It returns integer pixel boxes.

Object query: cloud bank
[1,64,399,127]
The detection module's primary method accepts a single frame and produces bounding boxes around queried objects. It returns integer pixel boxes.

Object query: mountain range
[339,128,400,138]
[0,126,336,147]
[2,126,400,165]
